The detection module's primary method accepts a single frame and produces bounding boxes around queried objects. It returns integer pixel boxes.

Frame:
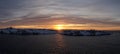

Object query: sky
[0,0,120,30]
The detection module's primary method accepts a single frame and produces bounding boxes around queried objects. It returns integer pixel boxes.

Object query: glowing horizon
[4,24,119,30]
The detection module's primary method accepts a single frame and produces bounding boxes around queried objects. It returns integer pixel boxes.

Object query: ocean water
[0,33,120,54]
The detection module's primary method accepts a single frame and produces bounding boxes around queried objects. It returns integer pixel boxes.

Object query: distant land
[0,27,113,36]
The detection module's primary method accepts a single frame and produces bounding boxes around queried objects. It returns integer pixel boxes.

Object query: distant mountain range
[0,27,111,36]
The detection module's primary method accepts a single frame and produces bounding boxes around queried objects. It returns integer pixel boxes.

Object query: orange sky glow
[12,24,120,30]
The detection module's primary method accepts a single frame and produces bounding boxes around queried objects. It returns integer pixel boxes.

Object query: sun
[54,24,64,30]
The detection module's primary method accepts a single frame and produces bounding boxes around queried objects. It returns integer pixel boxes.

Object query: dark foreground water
[0,32,120,54]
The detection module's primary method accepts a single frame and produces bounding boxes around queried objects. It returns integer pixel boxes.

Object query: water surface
[0,33,120,54]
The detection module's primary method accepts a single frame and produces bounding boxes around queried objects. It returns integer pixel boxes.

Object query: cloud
[1,18,23,23]
[0,0,120,18]
[0,0,120,29]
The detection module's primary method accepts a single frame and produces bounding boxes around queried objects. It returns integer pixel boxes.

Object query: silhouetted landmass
[61,30,111,36]
[0,27,111,36]
[0,27,57,35]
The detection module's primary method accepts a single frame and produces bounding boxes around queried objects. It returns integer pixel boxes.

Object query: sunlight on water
[55,34,65,49]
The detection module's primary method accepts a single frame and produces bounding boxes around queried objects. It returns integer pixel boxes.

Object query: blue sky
[0,0,120,30]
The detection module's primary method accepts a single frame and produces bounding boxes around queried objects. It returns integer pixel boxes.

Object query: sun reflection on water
[55,34,65,49]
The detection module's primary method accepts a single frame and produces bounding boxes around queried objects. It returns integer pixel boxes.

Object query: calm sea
[0,33,120,54]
